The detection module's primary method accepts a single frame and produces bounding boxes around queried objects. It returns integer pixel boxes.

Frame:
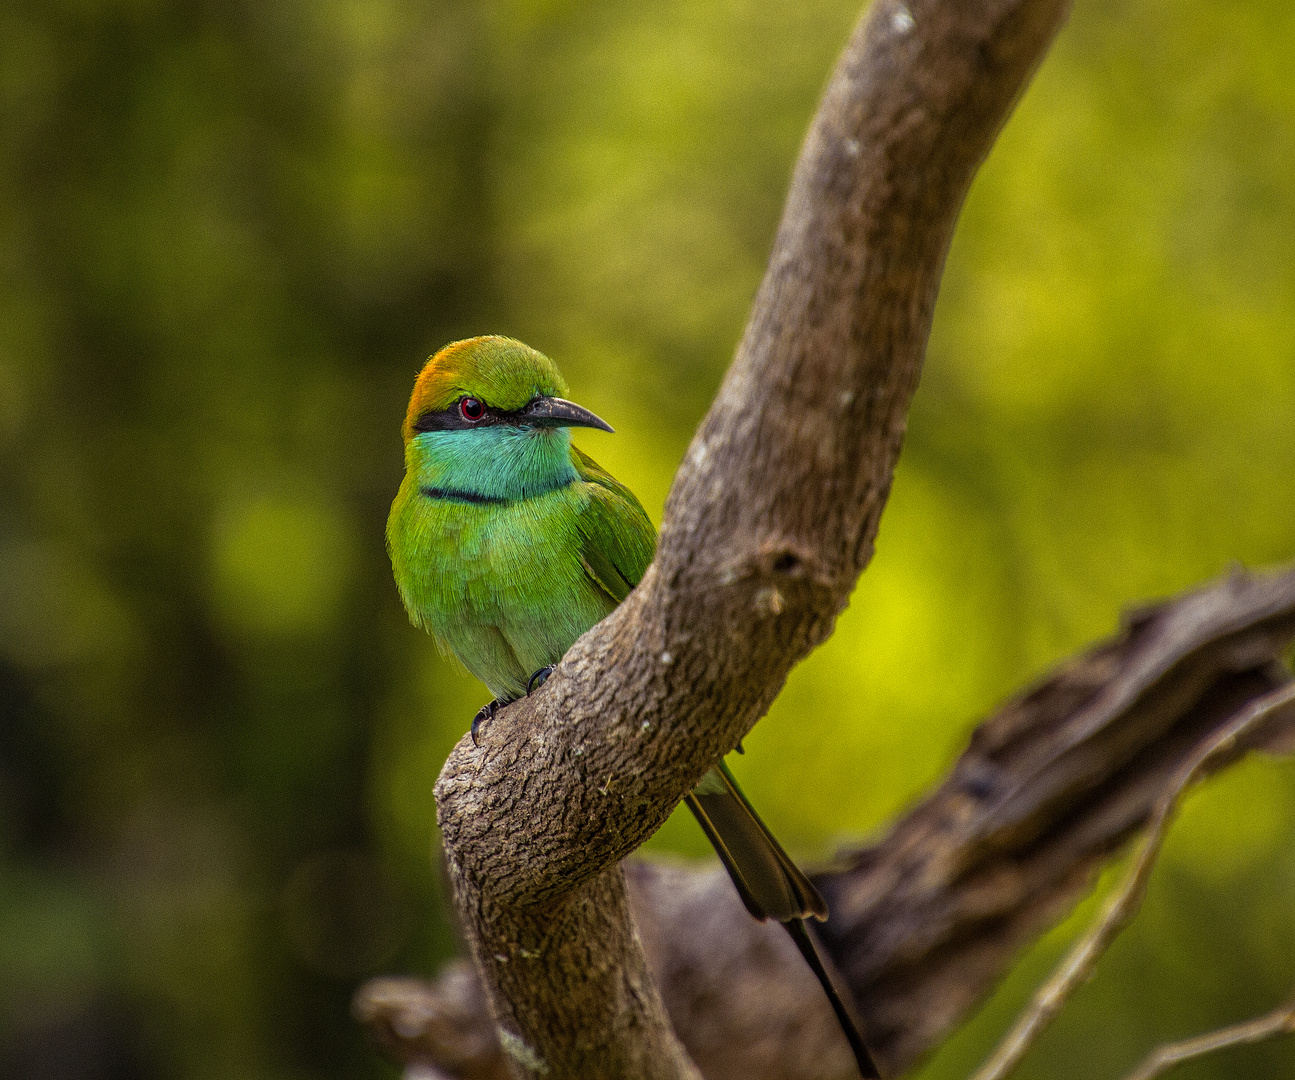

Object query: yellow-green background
[2,0,1293,1077]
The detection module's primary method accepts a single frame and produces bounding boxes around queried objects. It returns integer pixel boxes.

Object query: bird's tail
[685,760,826,922]
[685,760,881,1079]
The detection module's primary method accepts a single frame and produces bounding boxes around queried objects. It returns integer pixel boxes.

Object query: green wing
[571,445,656,605]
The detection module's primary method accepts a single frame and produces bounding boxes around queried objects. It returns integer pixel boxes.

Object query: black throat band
[419,485,508,506]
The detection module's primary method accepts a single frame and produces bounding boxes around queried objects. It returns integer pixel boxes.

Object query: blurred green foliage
[1,0,1293,1078]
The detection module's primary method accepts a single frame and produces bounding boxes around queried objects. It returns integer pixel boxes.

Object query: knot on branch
[717,540,843,615]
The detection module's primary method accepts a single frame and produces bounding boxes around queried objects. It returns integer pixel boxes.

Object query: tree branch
[429,0,1070,1076]
[362,565,1295,1079]
[970,681,1295,1080]
[1120,994,1295,1080]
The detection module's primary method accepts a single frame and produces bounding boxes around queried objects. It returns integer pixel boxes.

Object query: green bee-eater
[388,336,878,1078]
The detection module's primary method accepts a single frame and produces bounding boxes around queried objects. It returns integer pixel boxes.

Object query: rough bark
[427,0,1072,1076]
[358,565,1295,1079]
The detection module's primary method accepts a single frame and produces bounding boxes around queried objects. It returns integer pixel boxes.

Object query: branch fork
[363,3,1292,1079]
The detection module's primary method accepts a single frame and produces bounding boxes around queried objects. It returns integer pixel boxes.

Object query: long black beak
[519,396,614,433]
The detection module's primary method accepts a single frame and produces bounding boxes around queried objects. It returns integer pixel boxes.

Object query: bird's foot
[470,700,499,747]
[526,666,555,695]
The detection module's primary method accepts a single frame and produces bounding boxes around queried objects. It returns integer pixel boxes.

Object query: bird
[387,335,879,1078]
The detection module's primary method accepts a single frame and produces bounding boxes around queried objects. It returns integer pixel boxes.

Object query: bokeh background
[2,0,1294,1077]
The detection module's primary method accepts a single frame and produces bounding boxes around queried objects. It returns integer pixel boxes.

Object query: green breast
[388,477,618,702]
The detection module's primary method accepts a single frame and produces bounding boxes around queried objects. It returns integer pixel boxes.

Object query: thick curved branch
[364,565,1295,1079]
[431,1,1069,1075]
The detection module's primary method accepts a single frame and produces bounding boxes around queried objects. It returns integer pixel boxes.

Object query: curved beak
[519,396,614,433]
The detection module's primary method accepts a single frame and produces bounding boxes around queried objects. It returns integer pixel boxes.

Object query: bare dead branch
[353,964,508,1080]
[1119,994,1295,1080]
[362,565,1295,1080]
[427,0,1071,1076]
[970,680,1295,1080]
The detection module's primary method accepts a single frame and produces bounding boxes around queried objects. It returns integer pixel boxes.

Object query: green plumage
[389,436,654,702]
[388,336,876,1078]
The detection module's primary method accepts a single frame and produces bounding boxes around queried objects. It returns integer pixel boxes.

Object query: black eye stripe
[412,402,516,432]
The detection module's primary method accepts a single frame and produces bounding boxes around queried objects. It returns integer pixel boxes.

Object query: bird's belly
[408,493,614,702]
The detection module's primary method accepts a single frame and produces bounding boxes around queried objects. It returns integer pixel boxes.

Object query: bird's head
[401,336,612,445]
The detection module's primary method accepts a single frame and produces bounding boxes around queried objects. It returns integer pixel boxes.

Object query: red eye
[459,397,484,421]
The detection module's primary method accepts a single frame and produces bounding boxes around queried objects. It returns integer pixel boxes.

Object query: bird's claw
[469,668,553,746]
[526,666,555,695]
[471,700,498,747]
